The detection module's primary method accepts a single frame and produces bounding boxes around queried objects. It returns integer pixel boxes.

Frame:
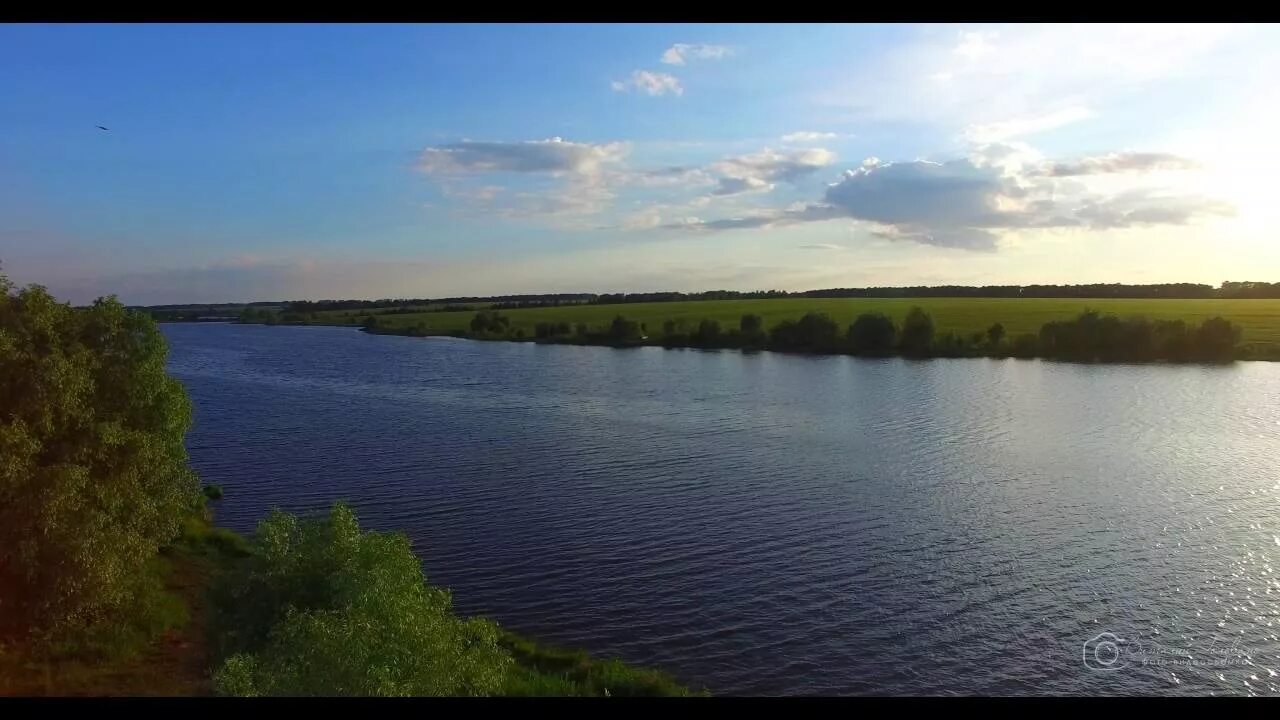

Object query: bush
[1010,333,1040,358]
[769,312,840,352]
[689,319,722,346]
[986,322,1006,348]
[469,311,510,336]
[1037,310,1241,361]
[203,484,225,501]
[607,315,643,343]
[210,504,512,696]
[898,306,935,356]
[0,276,200,645]
[847,313,896,355]
[1195,316,1240,360]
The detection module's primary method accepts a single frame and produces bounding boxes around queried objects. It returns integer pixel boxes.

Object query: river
[162,322,1280,696]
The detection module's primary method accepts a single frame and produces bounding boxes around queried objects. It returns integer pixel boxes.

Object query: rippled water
[162,322,1280,696]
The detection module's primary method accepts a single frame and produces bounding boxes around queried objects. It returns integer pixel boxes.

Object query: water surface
[163,323,1280,696]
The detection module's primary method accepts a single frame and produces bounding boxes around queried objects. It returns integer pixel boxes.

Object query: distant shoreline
[207,304,1279,363]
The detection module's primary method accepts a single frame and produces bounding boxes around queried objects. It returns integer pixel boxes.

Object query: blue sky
[2,23,1278,304]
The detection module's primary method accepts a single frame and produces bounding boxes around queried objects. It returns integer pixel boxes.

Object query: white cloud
[818,24,1240,137]
[798,243,844,250]
[954,30,998,60]
[781,131,840,143]
[711,176,774,196]
[665,143,1233,250]
[612,70,683,96]
[708,147,836,196]
[1041,151,1200,176]
[418,137,628,175]
[660,43,732,65]
[965,106,1096,143]
[418,137,630,224]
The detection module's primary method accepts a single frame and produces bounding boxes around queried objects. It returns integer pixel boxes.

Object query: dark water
[162,323,1280,696]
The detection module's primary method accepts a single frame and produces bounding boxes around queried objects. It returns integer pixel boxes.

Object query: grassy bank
[0,502,700,697]
[280,297,1280,345]
[245,297,1280,360]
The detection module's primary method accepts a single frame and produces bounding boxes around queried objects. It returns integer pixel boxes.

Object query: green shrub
[898,306,935,356]
[210,504,512,696]
[203,484,224,501]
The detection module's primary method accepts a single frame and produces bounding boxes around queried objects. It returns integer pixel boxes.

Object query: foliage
[690,318,722,346]
[898,306,935,356]
[258,295,1280,355]
[209,504,512,696]
[0,275,200,646]
[1038,310,1241,361]
[847,313,897,355]
[607,315,644,343]
[769,312,840,352]
[469,311,510,336]
[986,322,1006,348]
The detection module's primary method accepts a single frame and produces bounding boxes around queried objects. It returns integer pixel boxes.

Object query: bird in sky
[97,125,109,131]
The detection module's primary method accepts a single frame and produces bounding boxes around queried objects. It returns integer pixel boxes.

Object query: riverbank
[245,303,1280,362]
[0,503,701,697]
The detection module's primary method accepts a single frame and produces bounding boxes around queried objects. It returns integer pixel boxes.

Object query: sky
[2,23,1279,305]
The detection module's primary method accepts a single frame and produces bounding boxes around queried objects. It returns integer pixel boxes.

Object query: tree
[607,315,642,343]
[739,314,763,334]
[0,276,200,643]
[986,322,1006,348]
[211,504,511,696]
[469,311,510,336]
[898,306,935,356]
[847,313,896,355]
[770,312,840,352]
[690,319,722,345]
[1195,316,1240,360]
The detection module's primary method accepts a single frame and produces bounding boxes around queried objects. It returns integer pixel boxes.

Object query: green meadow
[305,298,1280,350]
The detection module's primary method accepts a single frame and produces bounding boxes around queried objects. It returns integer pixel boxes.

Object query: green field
[306,297,1280,350]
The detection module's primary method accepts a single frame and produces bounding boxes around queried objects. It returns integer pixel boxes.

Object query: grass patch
[499,630,705,697]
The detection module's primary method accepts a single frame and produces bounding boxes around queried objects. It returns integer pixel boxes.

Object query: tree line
[175,280,1280,321]
[455,307,1245,362]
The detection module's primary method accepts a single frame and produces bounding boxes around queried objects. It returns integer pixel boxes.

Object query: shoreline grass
[1,503,702,697]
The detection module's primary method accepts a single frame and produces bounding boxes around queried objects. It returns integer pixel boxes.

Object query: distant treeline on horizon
[137,281,1280,314]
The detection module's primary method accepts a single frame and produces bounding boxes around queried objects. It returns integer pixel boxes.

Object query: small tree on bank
[898,306,935,356]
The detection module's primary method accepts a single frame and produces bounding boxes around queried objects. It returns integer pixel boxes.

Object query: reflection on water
[163,323,1280,696]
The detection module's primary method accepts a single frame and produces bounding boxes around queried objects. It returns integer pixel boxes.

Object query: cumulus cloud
[665,145,1232,250]
[1073,190,1234,227]
[418,137,630,224]
[660,43,732,65]
[1041,151,1200,176]
[708,147,836,196]
[781,131,840,143]
[611,70,683,96]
